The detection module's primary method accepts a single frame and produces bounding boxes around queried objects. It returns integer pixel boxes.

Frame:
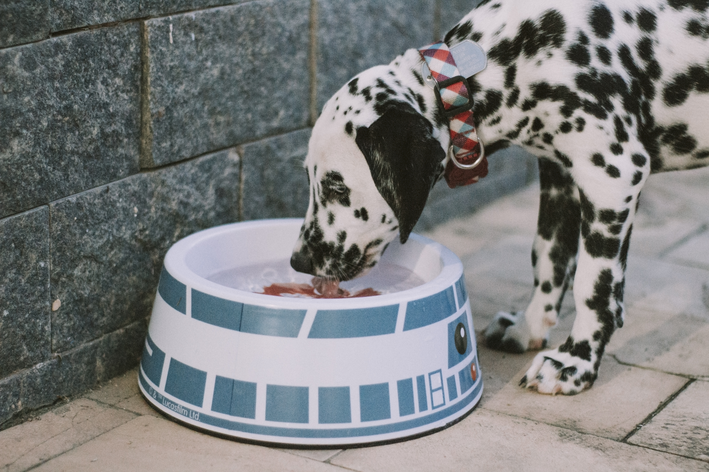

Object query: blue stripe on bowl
[141,334,165,386]
[164,358,207,407]
[158,266,186,314]
[192,290,243,331]
[359,383,391,422]
[318,387,352,424]
[240,305,307,338]
[140,369,482,440]
[308,305,399,338]
[458,361,475,394]
[454,275,468,310]
[403,286,456,331]
[266,385,309,423]
[397,378,415,417]
[447,312,472,368]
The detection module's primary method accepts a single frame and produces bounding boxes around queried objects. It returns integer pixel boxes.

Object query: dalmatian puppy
[291,0,709,395]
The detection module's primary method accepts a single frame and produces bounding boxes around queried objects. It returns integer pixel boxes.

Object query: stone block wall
[0,0,535,426]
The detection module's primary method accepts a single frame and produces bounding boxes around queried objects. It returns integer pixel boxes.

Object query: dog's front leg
[484,158,580,352]
[521,153,646,395]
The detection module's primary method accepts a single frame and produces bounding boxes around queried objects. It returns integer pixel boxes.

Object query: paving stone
[50,149,240,351]
[0,208,50,377]
[609,307,709,379]
[0,398,136,472]
[31,416,345,471]
[0,0,50,47]
[331,408,706,472]
[84,368,142,407]
[315,0,434,110]
[0,24,141,218]
[481,356,687,440]
[666,230,709,271]
[51,0,140,31]
[277,448,343,463]
[629,380,709,463]
[142,0,310,167]
[241,129,311,221]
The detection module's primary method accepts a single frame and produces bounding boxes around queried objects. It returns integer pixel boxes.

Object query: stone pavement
[2,167,708,471]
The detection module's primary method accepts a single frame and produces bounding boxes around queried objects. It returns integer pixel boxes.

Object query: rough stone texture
[630,380,709,463]
[0,208,50,378]
[315,0,434,111]
[50,149,240,352]
[439,0,481,35]
[416,147,537,231]
[142,0,310,167]
[241,129,311,221]
[139,0,243,17]
[0,24,141,219]
[0,0,50,48]
[0,318,146,426]
[51,0,141,31]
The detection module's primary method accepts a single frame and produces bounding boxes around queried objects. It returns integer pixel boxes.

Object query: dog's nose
[290,250,314,274]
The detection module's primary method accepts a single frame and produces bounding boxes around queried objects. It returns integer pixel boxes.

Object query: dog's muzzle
[290,249,314,275]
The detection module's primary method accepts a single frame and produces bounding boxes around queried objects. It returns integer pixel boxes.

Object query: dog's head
[291,52,448,281]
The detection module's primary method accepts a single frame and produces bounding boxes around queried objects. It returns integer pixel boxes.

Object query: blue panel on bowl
[428,370,445,409]
[165,359,207,407]
[454,275,468,310]
[212,376,257,419]
[211,376,234,415]
[447,376,458,401]
[397,378,415,417]
[141,334,165,386]
[416,375,428,412]
[403,286,456,331]
[266,385,309,423]
[192,290,243,331]
[359,383,391,422]
[318,387,352,424]
[241,305,307,338]
[447,312,472,368]
[158,266,186,314]
[458,361,475,394]
[308,305,399,339]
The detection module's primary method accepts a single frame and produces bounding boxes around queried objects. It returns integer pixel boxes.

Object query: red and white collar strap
[418,40,488,188]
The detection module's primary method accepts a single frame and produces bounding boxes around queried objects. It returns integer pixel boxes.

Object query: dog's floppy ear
[355,101,445,243]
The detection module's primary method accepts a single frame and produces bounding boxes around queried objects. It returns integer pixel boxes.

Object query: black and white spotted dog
[290,0,709,395]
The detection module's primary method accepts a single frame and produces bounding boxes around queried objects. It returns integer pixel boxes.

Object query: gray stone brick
[315,0,434,111]
[142,0,310,167]
[50,149,240,352]
[0,25,141,219]
[139,0,243,17]
[0,318,147,424]
[0,207,50,378]
[439,0,481,36]
[416,147,538,231]
[241,128,311,221]
[51,0,141,31]
[0,0,50,48]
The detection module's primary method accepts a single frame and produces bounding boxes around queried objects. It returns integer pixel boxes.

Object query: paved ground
[2,167,708,471]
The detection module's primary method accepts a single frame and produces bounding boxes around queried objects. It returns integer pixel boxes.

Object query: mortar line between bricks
[610,354,702,380]
[621,378,696,443]
[308,0,319,126]
[657,222,708,259]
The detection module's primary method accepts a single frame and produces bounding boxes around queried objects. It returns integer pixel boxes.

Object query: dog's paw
[519,349,597,395]
[483,311,546,353]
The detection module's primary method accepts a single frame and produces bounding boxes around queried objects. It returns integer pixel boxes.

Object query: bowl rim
[163,218,464,310]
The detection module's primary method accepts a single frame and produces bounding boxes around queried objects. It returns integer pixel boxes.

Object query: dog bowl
[138,219,482,446]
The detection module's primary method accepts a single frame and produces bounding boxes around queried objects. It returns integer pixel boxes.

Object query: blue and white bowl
[138,219,482,446]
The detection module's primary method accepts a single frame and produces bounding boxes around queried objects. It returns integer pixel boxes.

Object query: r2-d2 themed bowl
[138,218,482,446]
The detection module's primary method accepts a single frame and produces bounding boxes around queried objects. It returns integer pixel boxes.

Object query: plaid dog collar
[419,41,488,188]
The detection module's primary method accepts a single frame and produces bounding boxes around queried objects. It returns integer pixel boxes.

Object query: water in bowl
[208,258,425,297]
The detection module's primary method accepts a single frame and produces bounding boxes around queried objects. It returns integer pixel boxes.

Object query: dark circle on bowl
[454,322,467,355]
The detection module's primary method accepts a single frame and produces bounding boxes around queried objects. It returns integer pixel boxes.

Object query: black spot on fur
[327,212,334,225]
[488,9,566,66]
[567,42,591,67]
[596,45,612,65]
[610,144,624,156]
[345,121,353,136]
[589,4,614,39]
[632,171,643,185]
[575,117,586,132]
[606,165,621,178]
[348,78,359,95]
[668,0,709,12]
[636,8,657,32]
[541,281,553,293]
[663,64,709,107]
[592,153,606,167]
[661,123,698,154]
[559,121,573,133]
[320,171,351,208]
[632,153,647,167]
